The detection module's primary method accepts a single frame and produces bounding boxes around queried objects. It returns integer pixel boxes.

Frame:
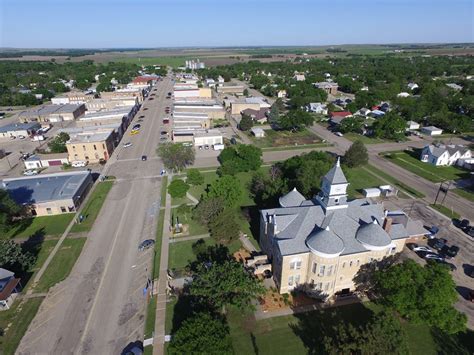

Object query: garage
[47,160,63,166]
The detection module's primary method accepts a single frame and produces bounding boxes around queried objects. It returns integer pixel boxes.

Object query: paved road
[18,78,173,354]
[309,124,474,221]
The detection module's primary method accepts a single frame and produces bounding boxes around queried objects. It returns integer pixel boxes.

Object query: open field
[0,297,44,355]
[69,181,114,233]
[4,214,74,240]
[168,238,216,270]
[344,132,390,144]
[248,129,322,149]
[383,151,471,183]
[430,204,461,219]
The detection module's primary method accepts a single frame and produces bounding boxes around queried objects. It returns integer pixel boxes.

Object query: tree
[0,189,24,233]
[278,110,315,131]
[186,169,204,186]
[209,208,240,244]
[375,260,467,334]
[189,259,265,311]
[168,313,233,355]
[343,140,369,167]
[207,176,242,207]
[239,114,254,131]
[323,311,409,355]
[339,116,364,133]
[243,88,249,97]
[268,103,280,125]
[218,145,262,175]
[193,197,225,225]
[372,112,406,140]
[168,179,190,198]
[157,143,195,172]
[0,240,34,271]
[48,132,70,153]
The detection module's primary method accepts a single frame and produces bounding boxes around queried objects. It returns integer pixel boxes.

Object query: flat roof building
[0,122,41,138]
[230,97,271,115]
[18,104,86,123]
[2,171,93,216]
[66,129,115,164]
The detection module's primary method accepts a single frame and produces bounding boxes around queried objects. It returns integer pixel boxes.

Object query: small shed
[421,126,443,136]
[251,127,265,138]
[363,188,381,198]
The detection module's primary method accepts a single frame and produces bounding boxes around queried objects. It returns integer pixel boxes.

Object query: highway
[17,78,173,354]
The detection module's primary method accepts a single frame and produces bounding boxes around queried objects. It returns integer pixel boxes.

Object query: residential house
[369,110,385,119]
[2,171,93,216]
[241,108,269,124]
[277,90,287,98]
[407,83,419,91]
[355,108,371,117]
[446,83,463,91]
[406,121,420,131]
[306,103,328,115]
[314,82,338,95]
[259,158,426,295]
[329,111,352,125]
[397,92,410,98]
[0,268,21,310]
[420,144,472,167]
[293,73,306,81]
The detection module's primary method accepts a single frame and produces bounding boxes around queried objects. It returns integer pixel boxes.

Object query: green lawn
[21,239,58,292]
[0,297,44,355]
[384,151,470,183]
[430,204,461,219]
[144,295,157,339]
[116,56,191,67]
[227,302,474,355]
[171,207,208,237]
[453,187,474,202]
[364,164,425,198]
[344,166,386,198]
[3,214,74,240]
[345,132,390,144]
[70,181,114,233]
[249,129,321,149]
[33,237,86,292]
[168,238,216,270]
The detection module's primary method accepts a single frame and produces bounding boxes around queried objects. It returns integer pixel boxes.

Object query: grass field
[364,164,425,198]
[226,302,474,355]
[344,166,385,198]
[4,214,74,240]
[384,151,470,183]
[21,239,58,292]
[453,187,474,202]
[168,238,216,270]
[171,207,208,237]
[249,129,321,149]
[70,181,114,233]
[430,204,461,219]
[0,297,44,355]
[34,237,86,292]
[117,56,191,67]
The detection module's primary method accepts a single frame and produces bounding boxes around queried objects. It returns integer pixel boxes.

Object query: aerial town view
[0,1,473,354]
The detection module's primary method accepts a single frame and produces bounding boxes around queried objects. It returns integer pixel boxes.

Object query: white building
[421,144,472,167]
[406,121,420,130]
[407,83,419,91]
[24,153,69,169]
[397,92,410,98]
[306,103,328,115]
[193,129,223,147]
[293,73,306,81]
[251,127,265,138]
[421,126,443,136]
[185,59,205,70]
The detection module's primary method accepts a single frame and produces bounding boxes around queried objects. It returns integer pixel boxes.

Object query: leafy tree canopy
[343,140,369,168]
[207,176,242,207]
[168,179,190,198]
[157,143,195,172]
[186,169,204,186]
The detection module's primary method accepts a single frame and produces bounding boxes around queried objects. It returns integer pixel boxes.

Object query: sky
[0,0,473,48]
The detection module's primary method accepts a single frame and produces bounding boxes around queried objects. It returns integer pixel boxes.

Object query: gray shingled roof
[355,221,392,247]
[306,226,344,255]
[324,158,347,185]
[279,188,306,207]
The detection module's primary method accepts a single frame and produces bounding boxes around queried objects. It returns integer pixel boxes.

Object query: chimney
[383,217,393,233]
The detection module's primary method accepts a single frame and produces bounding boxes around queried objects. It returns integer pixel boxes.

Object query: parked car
[138,239,155,251]
[334,132,344,137]
[132,124,141,130]
[430,237,447,250]
[18,135,26,139]
[141,155,147,161]
[160,131,167,135]
[442,245,459,258]
[464,226,474,237]
[408,244,433,253]
[423,253,445,262]
[123,142,133,148]
[71,161,87,167]
[467,290,474,302]
[426,225,440,239]
[23,169,38,176]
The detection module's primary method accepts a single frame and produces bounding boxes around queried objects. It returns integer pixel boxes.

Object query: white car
[23,169,38,176]
[71,161,87,168]
[335,132,344,137]
[412,246,433,253]
[18,135,26,140]
[123,142,133,148]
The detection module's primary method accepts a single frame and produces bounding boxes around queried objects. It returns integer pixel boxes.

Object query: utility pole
[434,181,450,205]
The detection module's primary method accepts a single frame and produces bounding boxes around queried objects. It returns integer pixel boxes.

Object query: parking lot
[382,197,474,327]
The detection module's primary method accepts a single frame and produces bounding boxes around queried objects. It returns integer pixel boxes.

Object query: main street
[17,78,173,354]
[309,124,474,221]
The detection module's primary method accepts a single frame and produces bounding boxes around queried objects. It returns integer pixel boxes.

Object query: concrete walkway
[153,176,173,355]
[186,191,199,205]
[239,234,257,252]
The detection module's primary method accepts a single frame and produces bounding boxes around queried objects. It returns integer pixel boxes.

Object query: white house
[446,83,463,91]
[397,92,410,98]
[420,144,472,167]
[293,73,306,81]
[421,126,443,136]
[0,268,21,310]
[407,83,419,91]
[355,108,371,117]
[406,121,420,130]
[277,90,287,98]
[306,103,328,115]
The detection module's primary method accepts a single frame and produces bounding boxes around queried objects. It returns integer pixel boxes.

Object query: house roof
[242,108,269,120]
[279,188,306,207]
[2,171,91,204]
[422,126,442,132]
[0,122,41,133]
[330,111,351,118]
[306,226,345,255]
[0,268,14,280]
[0,278,20,301]
[324,158,347,185]
[355,220,392,248]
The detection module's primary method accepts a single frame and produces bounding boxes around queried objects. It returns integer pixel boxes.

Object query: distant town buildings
[185,59,205,70]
